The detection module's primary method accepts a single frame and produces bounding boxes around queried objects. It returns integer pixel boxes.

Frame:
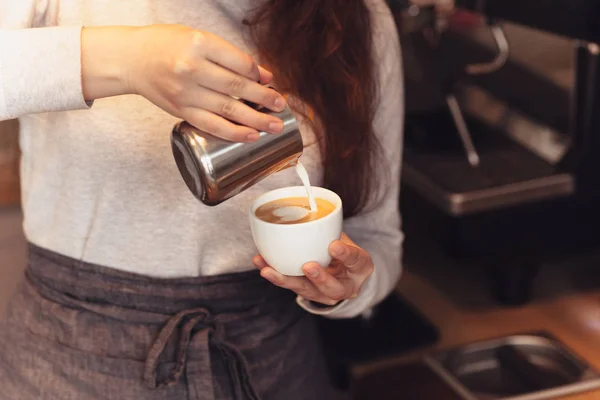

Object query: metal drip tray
[403,111,575,216]
[426,333,600,400]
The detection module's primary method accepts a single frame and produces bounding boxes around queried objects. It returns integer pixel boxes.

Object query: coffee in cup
[249,186,343,276]
[255,197,336,225]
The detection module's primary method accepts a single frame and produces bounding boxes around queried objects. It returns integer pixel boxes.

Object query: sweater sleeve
[297,0,405,319]
[0,0,90,121]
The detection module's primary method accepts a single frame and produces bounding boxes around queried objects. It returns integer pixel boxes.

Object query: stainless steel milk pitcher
[171,103,302,206]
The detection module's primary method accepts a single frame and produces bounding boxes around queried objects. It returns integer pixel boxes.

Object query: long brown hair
[246,0,379,218]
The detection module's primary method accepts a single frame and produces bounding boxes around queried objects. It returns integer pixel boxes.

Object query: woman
[0,0,403,399]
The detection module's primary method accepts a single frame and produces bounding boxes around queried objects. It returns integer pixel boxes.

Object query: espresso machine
[401,0,600,306]
[313,3,600,398]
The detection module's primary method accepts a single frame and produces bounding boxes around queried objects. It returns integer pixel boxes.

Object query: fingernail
[247,132,259,141]
[331,242,345,257]
[306,266,320,278]
[268,120,283,133]
[274,97,286,111]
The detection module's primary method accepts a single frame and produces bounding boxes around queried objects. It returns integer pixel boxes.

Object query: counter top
[394,271,600,399]
[349,236,600,400]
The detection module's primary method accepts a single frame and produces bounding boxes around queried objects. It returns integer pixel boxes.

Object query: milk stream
[295,162,317,212]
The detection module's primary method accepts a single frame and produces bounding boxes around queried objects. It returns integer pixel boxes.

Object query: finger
[181,107,260,142]
[258,66,273,85]
[260,267,338,305]
[195,61,285,111]
[183,86,284,135]
[195,32,262,82]
[252,255,268,269]
[302,262,353,302]
[329,240,369,271]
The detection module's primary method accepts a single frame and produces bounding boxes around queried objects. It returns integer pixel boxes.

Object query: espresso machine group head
[456,0,600,44]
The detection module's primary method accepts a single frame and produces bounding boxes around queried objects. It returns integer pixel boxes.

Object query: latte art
[255,197,336,225]
[272,206,310,221]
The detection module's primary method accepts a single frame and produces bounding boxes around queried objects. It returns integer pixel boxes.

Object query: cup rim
[249,186,342,228]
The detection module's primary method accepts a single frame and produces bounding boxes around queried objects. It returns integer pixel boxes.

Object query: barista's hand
[252,233,374,306]
[81,25,286,142]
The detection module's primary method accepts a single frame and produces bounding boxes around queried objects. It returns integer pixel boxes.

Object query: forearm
[0,26,91,121]
[81,26,139,101]
[0,25,142,121]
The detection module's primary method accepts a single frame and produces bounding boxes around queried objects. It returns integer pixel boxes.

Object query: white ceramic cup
[249,186,343,276]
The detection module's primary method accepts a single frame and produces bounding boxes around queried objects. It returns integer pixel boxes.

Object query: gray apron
[0,245,339,400]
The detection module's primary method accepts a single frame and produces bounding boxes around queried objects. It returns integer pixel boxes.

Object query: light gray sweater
[0,0,404,318]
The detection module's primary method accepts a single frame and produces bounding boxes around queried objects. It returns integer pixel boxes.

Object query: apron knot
[143,307,260,400]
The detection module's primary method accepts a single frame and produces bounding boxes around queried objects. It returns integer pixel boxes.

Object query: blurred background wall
[0,120,19,206]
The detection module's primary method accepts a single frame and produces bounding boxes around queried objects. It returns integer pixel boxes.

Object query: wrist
[81,26,141,100]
